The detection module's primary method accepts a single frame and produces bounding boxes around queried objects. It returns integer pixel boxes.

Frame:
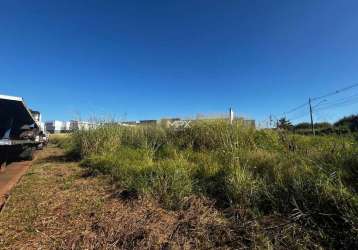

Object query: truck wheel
[0,161,6,171]
[19,147,34,160]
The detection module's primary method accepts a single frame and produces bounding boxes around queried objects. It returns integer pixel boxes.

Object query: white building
[70,120,97,131]
[65,121,71,131]
[45,120,98,133]
[45,120,65,134]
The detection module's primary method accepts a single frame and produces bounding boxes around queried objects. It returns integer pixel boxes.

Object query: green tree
[334,115,358,132]
[294,122,311,130]
[277,118,293,130]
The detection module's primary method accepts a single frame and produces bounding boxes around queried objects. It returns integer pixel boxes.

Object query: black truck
[0,94,46,168]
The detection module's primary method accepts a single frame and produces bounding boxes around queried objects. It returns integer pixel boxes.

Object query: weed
[54,120,358,248]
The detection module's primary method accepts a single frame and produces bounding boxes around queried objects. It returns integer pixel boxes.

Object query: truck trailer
[0,94,46,168]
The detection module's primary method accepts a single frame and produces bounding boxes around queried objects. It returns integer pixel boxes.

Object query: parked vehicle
[0,94,45,168]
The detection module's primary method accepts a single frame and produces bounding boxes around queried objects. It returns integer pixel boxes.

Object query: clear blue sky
[1,0,358,124]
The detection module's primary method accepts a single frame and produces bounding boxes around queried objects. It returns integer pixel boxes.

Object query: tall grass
[55,121,358,248]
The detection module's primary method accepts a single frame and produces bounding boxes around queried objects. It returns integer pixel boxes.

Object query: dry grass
[2,125,356,249]
[0,146,258,249]
[63,122,357,248]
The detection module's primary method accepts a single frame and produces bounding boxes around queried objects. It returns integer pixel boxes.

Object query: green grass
[54,121,358,249]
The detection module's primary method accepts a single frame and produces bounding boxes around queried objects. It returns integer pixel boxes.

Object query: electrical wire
[311,82,358,101]
[271,82,358,123]
[288,110,310,121]
[284,102,308,115]
[314,92,358,109]
[273,102,307,119]
[290,113,309,121]
[315,97,358,111]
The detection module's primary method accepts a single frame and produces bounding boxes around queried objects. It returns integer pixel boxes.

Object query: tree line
[276,114,358,136]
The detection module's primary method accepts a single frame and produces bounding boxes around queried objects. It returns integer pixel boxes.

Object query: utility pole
[309,98,315,136]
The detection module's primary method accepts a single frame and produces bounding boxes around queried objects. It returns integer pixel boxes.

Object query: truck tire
[0,161,6,171]
[19,147,34,160]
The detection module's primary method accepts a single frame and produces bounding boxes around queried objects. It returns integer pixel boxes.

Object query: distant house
[236,118,256,128]
[70,120,98,131]
[139,120,157,125]
[65,121,71,131]
[119,116,256,129]
[121,121,139,126]
[45,120,66,134]
[45,120,97,133]
[120,120,157,126]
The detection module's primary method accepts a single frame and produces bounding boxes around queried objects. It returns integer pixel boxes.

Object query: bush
[82,149,192,209]
[60,120,358,248]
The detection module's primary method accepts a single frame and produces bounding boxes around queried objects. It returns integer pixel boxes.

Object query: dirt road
[0,159,32,211]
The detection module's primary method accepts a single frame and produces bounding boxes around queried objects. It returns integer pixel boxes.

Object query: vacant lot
[53,121,358,249]
[1,121,357,249]
[0,146,252,249]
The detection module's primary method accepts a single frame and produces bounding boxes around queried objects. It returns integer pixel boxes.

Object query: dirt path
[0,146,243,249]
[0,158,33,211]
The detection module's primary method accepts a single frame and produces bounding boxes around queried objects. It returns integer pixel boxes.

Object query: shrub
[72,124,122,157]
[225,164,264,208]
[62,120,358,248]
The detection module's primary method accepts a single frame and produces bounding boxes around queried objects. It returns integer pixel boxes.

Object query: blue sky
[1,0,358,124]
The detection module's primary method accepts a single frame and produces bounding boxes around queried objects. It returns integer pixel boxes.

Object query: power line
[311,82,358,101]
[285,107,308,120]
[284,102,308,115]
[315,92,358,109]
[274,83,358,118]
[289,113,309,121]
[273,102,307,119]
[271,82,358,132]
[315,97,358,112]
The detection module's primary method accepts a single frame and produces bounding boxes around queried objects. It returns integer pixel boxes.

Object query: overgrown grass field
[57,121,358,249]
